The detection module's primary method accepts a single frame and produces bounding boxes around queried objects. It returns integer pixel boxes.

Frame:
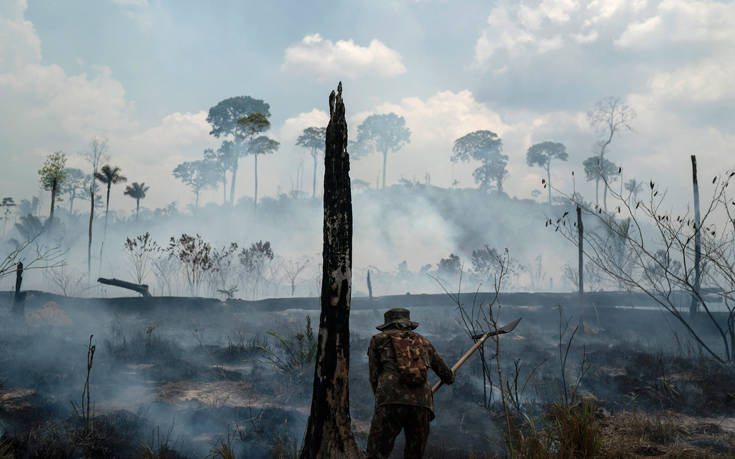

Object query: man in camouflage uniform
[367,308,455,459]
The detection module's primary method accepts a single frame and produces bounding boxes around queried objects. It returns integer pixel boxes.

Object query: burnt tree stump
[300,82,364,458]
[690,154,701,318]
[12,261,25,315]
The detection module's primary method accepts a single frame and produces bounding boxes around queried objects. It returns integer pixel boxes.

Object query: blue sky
[1,0,733,213]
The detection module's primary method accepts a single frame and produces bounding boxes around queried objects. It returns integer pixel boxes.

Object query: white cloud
[0,2,213,212]
[282,33,406,80]
[111,0,148,6]
[646,60,735,103]
[278,108,329,147]
[0,2,39,72]
[615,0,735,48]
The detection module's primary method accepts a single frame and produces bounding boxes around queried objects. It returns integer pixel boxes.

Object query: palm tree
[94,165,127,234]
[124,182,150,221]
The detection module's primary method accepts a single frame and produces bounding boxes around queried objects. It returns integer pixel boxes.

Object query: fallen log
[97,277,151,297]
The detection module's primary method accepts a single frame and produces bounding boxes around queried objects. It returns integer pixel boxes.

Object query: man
[367,308,455,459]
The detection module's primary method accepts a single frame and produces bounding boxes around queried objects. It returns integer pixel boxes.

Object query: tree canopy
[353,113,410,190]
[94,165,126,187]
[207,96,271,139]
[247,135,280,157]
[124,182,150,201]
[526,141,568,204]
[354,113,410,157]
[451,130,503,163]
[237,112,271,140]
[452,130,508,192]
[526,141,568,169]
[296,127,326,153]
[38,152,67,191]
[583,156,619,182]
[173,160,218,195]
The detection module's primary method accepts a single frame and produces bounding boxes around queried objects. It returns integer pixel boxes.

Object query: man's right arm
[426,340,455,385]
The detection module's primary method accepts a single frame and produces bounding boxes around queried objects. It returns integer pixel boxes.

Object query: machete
[431,318,522,394]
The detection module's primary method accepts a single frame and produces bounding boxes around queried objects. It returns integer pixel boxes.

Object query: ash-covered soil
[0,291,733,458]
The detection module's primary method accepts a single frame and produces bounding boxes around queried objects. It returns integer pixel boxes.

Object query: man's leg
[402,406,431,459]
[367,405,404,459]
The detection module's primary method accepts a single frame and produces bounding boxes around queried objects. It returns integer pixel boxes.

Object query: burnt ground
[0,291,734,458]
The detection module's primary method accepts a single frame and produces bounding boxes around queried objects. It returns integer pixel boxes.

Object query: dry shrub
[207,427,236,459]
[510,400,602,458]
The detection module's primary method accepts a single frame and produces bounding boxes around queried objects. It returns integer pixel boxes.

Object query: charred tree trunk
[49,178,57,220]
[300,83,364,459]
[577,206,584,315]
[690,155,701,318]
[97,277,151,297]
[367,270,373,299]
[12,262,25,316]
[88,185,94,283]
[313,149,318,199]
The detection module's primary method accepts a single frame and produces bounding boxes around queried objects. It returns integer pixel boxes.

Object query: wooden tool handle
[431,335,488,394]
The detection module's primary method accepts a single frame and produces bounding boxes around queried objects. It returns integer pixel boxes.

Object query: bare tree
[124,232,160,285]
[84,137,108,282]
[587,97,634,208]
[283,256,310,296]
[168,234,214,296]
[551,168,735,363]
[0,235,64,280]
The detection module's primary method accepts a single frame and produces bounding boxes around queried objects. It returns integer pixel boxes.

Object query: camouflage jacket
[368,326,454,417]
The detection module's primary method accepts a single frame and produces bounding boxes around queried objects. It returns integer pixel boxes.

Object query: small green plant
[258,315,317,381]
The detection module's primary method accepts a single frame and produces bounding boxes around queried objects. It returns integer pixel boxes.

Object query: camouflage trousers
[366,404,431,459]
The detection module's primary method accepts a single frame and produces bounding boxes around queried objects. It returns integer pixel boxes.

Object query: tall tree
[353,113,410,190]
[38,151,67,221]
[526,141,569,205]
[60,168,88,215]
[297,126,327,199]
[85,137,108,282]
[173,160,217,211]
[245,134,279,209]
[1,197,16,236]
[452,130,508,193]
[207,96,271,205]
[300,83,363,458]
[624,178,643,204]
[587,96,634,208]
[94,165,127,235]
[236,112,278,210]
[124,182,150,221]
[583,156,619,210]
[205,143,236,205]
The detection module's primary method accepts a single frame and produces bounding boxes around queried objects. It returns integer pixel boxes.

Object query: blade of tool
[431,318,521,394]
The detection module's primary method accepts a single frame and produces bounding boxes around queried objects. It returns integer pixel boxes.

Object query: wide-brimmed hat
[376,308,419,331]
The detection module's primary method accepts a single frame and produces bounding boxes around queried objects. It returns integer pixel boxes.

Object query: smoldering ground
[2,169,735,457]
[1,286,734,457]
